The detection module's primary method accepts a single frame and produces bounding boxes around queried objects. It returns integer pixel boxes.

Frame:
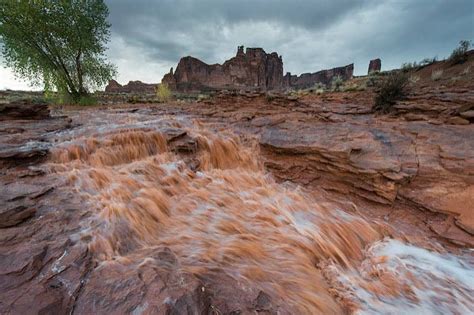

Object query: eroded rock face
[283,63,354,89]
[0,100,71,168]
[105,79,157,94]
[368,58,381,74]
[164,46,284,92]
[0,99,50,120]
[162,46,354,92]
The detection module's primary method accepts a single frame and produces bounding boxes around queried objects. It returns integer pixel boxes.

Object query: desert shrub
[373,72,409,113]
[409,75,420,84]
[128,95,139,104]
[43,88,98,106]
[77,95,98,106]
[431,69,443,81]
[449,40,471,65]
[197,94,210,102]
[308,82,326,94]
[401,62,418,72]
[331,75,344,91]
[419,57,437,67]
[265,93,275,102]
[343,85,359,92]
[156,83,172,102]
[366,71,383,87]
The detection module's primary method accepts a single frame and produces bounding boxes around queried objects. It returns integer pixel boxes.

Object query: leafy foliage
[156,83,172,102]
[449,40,471,65]
[0,0,116,102]
[373,72,409,113]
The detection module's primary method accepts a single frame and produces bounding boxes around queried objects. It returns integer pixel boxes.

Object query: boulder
[0,99,49,120]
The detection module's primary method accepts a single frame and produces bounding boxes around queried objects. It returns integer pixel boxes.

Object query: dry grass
[462,65,471,76]
[431,69,443,81]
[409,75,420,84]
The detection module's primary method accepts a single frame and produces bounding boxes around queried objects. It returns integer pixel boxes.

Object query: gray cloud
[104,0,474,83]
[1,0,473,88]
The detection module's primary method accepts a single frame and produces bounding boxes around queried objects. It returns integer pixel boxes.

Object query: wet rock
[74,249,211,314]
[0,103,71,168]
[0,99,49,120]
[460,110,474,119]
[447,116,470,125]
[0,205,36,228]
[0,184,53,227]
[260,123,418,204]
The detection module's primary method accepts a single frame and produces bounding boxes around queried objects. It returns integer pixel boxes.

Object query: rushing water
[46,110,473,314]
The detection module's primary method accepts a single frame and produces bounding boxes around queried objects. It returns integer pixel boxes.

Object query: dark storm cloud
[1,0,473,89]
[103,0,473,82]
[106,0,377,64]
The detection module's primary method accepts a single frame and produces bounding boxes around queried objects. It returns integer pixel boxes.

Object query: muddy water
[46,109,473,314]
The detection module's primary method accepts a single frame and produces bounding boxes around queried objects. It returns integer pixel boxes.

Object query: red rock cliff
[283,64,354,89]
[163,46,283,92]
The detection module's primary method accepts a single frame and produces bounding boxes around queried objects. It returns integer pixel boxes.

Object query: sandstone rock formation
[162,46,283,92]
[105,79,157,94]
[0,98,50,120]
[368,58,381,74]
[283,64,354,89]
[162,46,354,92]
[0,98,71,168]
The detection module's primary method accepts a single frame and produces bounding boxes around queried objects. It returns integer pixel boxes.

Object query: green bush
[156,83,172,102]
[77,94,98,106]
[331,75,344,91]
[449,40,471,65]
[44,90,97,106]
[373,72,409,113]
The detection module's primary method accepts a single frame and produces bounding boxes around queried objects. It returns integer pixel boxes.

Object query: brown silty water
[45,109,473,314]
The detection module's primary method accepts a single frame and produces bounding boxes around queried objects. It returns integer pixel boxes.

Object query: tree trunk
[76,48,87,97]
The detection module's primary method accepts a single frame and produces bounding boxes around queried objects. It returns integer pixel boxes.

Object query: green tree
[0,0,116,102]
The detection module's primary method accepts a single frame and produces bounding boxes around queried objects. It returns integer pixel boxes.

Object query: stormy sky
[1,0,473,90]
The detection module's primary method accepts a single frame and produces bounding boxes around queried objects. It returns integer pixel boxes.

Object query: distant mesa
[105,46,378,93]
[104,79,157,94]
[283,64,354,90]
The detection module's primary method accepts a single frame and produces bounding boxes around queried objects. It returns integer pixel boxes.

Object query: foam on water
[333,238,474,314]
